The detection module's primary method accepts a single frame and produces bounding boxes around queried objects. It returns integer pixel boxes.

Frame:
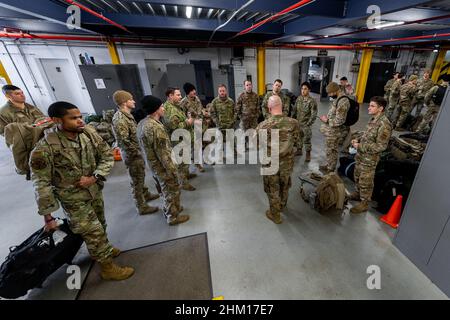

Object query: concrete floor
[0,98,447,300]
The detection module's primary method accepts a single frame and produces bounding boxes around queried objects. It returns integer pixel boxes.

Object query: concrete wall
[0,41,358,114]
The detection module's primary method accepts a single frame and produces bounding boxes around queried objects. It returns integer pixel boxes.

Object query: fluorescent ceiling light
[374,21,405,29]
[186,6,192,18]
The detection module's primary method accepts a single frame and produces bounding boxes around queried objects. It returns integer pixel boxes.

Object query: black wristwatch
[94,173,105,181]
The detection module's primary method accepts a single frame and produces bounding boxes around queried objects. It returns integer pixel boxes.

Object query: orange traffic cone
[380,195,403,228]
[113,148,122,161]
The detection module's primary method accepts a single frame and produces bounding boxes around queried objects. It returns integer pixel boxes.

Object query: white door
[40,58,79,103]
[145,59,169,99]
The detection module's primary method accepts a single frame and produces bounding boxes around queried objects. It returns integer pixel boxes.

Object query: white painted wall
[0,41,358,113]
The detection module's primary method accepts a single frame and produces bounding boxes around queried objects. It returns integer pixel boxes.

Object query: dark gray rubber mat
[77,233,213,300]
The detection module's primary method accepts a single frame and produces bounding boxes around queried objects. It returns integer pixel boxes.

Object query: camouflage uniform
[414,78,434,116]
[0,101,44,136]
[235,91,260,130]
[354,113,392,201]
[384,78,395,101]
[395,82,417,129]
[292,95,318,152]
[321,96,351,171]
[210,96,236,130]
[112,109,155,212]
[137,116,181,223]
[416,84,448,133]
[30,126,114,263]
[256,115,300,217]
[180,95,203,119]
[261,92,290,119]
[387,80,402,121]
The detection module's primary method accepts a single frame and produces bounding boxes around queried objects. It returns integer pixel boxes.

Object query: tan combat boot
[350,200,369,214]
[266,210,282,224]
[294,148,303,157]
[100,260,134,281]
[145,192,160,202]
[138,204,159,215]
[347,191,360,201]
[169,214,190,226]
[319,164,331,174]
[305,151,311,162]
[188,173,198,179]
[196,164,205,173]
[182,183,196,191]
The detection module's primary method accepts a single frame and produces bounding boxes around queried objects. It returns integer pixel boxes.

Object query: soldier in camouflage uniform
[137,95,190,226]
[256,95,299,224]
[111,90,159,215]
[292,81,318,162]
[210,84,236,130]
[383,72,399,101]
[30,101,134,281]
[235,80,260,130]
[0,85,44,136]
[416,75,449,133]
[387,73,404,122]
[395,75,418,130]
[261,79,290,119]
[349,96,393,214]
[319,82,351,173]
[180,83,205,173]
[414,70,434,117]
[162,87,197,191]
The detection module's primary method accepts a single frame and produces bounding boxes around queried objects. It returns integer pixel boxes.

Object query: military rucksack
[3,118,55,179]
[431,85,447,106]
[337,95,360,126]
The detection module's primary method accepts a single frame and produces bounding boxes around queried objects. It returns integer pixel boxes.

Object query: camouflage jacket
[399,82,417,106]
[137,116,178,177]
[30,126,114,215]
[180,95,203,119]
[256,114,300,176]
[327,95,350,128]
[425,84,448,108]
[389,80,403,105]
[111,109,141,162]
[261,91,290,119]
[416,78,434,101]
[162,100,192,136]
[384,78,395,98]
[292,95,318,126]
[210,96,236,129]
[235,91,260,121]
[0,101,45,136]
[356,113,392,164]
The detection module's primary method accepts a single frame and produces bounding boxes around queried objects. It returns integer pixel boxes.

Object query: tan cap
[113,90,133,105]
[409,75,418,81]
[326,82,340,94]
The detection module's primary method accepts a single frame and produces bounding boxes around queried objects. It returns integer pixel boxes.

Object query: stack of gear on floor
[338,132,428,213]
[84,109,116,146]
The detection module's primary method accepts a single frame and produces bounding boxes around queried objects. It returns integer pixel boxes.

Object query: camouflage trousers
[263,173,292,214]
[125,157,152,210]
[386,102,398,122]
[325,127,349,171]
[395,103,414,129]
[178,163,190,185]
[416,106,439,133]
[61,194,113,263]
[153,168,181,224]
[240,117,259,130]
[297,125,312,152]
[414,100,425,117]
[354,156,378,202]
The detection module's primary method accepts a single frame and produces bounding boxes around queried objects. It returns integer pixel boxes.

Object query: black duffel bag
[0,219,83,299]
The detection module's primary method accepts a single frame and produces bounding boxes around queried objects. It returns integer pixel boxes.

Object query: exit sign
[318,49,328,56]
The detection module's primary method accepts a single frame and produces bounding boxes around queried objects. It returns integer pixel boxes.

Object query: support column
[257,47,265,96]
[431,49,448,83]
[355,48,373,104]
[0,60,12,84]
[107,40,121,64]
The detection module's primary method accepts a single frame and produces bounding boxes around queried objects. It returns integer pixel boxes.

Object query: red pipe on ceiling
[0,32,434,50]
[232,0,314,38]
[64,0,131,33]
[294,13,450,44]
[353,32,450,45]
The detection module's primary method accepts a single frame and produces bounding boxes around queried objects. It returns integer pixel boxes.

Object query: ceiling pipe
[63,0,131,33]
[230,0,315,39]
[353,32,450,45]
[0,31,436,50]
[294,13,450,44]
